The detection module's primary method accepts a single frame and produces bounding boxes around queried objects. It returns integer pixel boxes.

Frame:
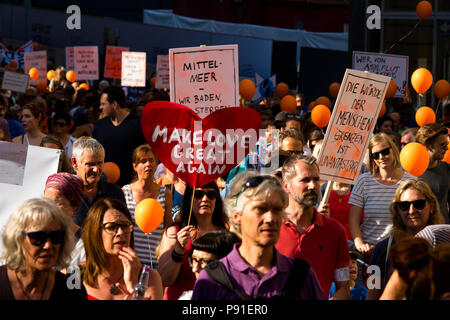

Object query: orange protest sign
[104,46,129,79]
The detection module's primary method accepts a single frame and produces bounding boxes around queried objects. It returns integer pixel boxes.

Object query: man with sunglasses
[277,154,350,300]
[416,123,450,224]
[192,172,324,300]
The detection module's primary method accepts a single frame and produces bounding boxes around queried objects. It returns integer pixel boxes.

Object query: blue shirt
[329,282,367,300]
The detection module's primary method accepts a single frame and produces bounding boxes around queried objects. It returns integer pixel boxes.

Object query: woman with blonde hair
[367,178,444,299]
[349,133,414,254]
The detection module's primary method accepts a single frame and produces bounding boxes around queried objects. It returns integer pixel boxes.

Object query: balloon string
[146,233,153,269]
[187,175,198,226]
[384,20,420,54]
[435,99,442,120]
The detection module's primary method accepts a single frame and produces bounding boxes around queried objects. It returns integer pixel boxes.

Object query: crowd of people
[0,71,449,301]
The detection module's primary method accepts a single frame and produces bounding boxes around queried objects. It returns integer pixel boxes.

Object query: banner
[0,40,34,71]
[169,44,239,118]
[317,69,391,184]
[155,55,169,89]
[121,51,146,87]
[1,71,29,93]
[104,46,129,79]
[24,50,47,87]
[352,51,408,98]
[74,46,99,80]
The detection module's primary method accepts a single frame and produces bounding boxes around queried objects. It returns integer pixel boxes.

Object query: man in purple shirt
[192,172,324,300]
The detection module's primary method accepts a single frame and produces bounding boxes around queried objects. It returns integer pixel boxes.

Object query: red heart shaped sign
[141,101,262,187]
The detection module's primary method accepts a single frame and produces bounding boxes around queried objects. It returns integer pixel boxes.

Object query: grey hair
[1,198,75,271]
[281,154,318,182]
[72,136,105,163]
[224,170,288,234]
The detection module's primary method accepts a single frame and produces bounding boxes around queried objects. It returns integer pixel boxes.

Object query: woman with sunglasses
[157,181,229,300]
[349,133,414,255]
[366,178,444,300]
[122,144,173,269]
[81,198,163,300]
[12,102,47,146]
[0,198,87,300]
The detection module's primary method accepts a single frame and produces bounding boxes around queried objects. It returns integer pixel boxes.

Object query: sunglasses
[370,147,391,159]
[395,199,427,211]
[194,189,217,200]
[23,230,65,247]
[188,256,214,269]
[235,176,271,205]
[101,221,134,234]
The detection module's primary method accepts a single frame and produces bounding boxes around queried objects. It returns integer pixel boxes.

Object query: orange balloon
[415,106,436,126]
[36,81,47,94]
[66,70,77,83]
[8,60,18,68]
[29,67,39,80]
[280,95,297,113]
[78,83,90,91]
[239,79,256,100]
[434,79,450,100]
[311,104,331,128]
[443,142,450,163]
[151,76,156,88]
[275,82,289,99]
[4,65,12,71]
[308,100,316,111]
[416,1,432,20]
[134,198,164,234]
[315,96,331,108]
[400,142,429,176]
[33,42,39,51]
[378,102,386,118]
[103,162,120,184]
[47,70,55,81]
[329,82,340,99]
[411,68,433,94]
[385,80,398,98]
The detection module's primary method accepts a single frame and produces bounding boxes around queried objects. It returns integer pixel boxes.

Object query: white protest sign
[156,55,169,89]
[1,71,29,93]
[169,44,239,118]
[317,69,391,184]
[121,51,146,87]
[353,51,408,98]
[0,141,60,257]
[65,47,74,71]
[24,50,47,86]
[74,46,99,80]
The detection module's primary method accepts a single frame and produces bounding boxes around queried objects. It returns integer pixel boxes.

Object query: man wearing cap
[277,154,350,299]
[416,123,450,223]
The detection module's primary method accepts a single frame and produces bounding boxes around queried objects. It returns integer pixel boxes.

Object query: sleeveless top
[122,184,166,269]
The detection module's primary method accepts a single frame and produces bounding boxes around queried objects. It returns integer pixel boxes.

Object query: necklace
[15,270,50,300]
[104,273,123,295]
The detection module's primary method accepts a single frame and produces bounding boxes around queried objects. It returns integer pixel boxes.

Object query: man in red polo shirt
[276,154,350,299]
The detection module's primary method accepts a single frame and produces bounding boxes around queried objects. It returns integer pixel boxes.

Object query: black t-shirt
[0,265,88,300]
[93,112,147,187]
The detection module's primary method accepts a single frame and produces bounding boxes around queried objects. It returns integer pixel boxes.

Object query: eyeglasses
[286,113,301,121]
[53,121,67,127]
[396,199,427,211]
[286,150,303,155]
[235,176,271,205]
[370,147,391,159]
[194,189,217,200]
[23,230,65,247]
[188,256,214,269]
[101,221,134,234]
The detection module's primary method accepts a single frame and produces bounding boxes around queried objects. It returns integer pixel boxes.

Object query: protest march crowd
[0,61,449,302]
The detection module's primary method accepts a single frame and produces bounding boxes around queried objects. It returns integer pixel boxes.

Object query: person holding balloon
[81,198,163,300]
[349,133,414,255]
[157,181,229,300]
[415,123,450,223]
[122,144,173,269]
[12,102,47,146]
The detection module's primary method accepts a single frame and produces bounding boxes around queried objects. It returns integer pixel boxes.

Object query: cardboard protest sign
[317,69,391,184]
[353,51,408,98]
[104,46,129,79]
[121,51,146,87]
[141,101,262,187]
[24,50,47,87]
[155,55,169,89]
[1,71,29,93]
[169,44,239,118]
[74,46,99,80]
[65,47,74,71]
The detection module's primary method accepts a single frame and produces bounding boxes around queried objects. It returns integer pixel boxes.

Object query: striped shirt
[122,184,166,269]
[415,224,450,248]
[348,171,413,245]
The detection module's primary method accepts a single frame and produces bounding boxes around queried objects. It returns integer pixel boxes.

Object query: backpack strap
[204,260,252,300]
